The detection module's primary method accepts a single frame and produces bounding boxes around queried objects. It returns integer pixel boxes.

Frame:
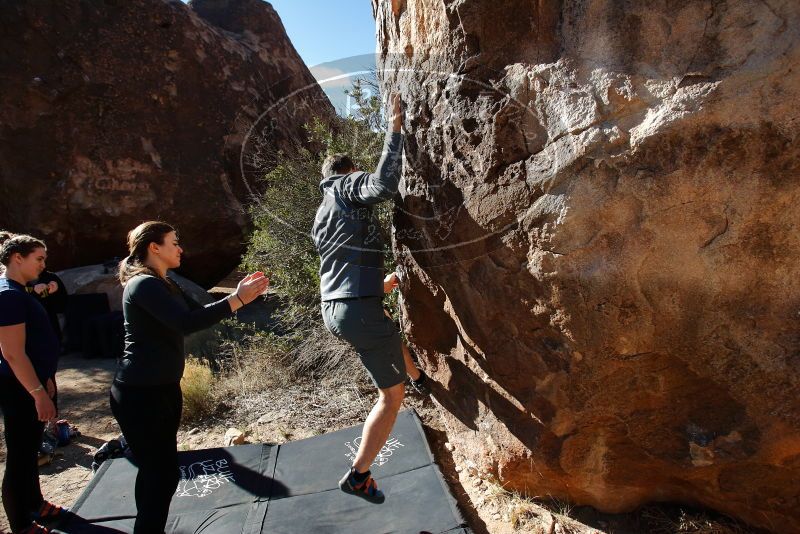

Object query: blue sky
[183,0,380,114]
[269,0,380,114]
[268,0,377,68]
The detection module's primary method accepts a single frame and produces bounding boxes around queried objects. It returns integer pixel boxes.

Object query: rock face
[376,0,800,530]
[0,0,332,286]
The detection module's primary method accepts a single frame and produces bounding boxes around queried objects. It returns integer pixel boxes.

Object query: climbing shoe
[32,501,73,525]
[338,467,385,504]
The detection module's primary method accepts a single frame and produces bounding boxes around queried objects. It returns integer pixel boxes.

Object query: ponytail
[118,253,161,285]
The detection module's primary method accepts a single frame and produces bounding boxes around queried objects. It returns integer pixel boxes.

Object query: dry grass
[181,359,216,424]
[638,506,753,534]
[226,332,375,431]
[475,481,580,533]
[472,481,754,534]
[188,325,376,433]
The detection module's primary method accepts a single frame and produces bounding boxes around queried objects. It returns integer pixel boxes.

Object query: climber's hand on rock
[383,271,399,293]
[389,93,403,132]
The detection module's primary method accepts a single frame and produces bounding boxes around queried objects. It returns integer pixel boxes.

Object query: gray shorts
[321,297,405,389]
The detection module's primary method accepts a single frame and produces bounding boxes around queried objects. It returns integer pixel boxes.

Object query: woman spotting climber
[110,221,269,534]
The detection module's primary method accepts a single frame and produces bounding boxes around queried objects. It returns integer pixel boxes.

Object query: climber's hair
[321,153,355,178]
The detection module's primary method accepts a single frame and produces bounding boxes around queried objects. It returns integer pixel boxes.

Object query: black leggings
[0,374,46,533]
[110,381,182,534]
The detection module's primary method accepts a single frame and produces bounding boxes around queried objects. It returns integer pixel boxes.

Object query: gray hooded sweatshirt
[312,131,403,301]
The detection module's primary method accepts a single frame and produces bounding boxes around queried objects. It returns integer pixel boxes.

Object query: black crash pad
[56,410,470,534]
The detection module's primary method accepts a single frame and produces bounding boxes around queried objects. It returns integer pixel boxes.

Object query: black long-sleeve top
[114,274,232,387]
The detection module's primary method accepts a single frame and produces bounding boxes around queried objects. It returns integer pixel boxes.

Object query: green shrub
[242,79,398,333]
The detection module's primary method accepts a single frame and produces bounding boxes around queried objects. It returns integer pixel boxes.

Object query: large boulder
[376,0,800,530]
[0,0,333,286]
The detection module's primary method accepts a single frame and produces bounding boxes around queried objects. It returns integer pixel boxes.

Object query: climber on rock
[312,93,429,504]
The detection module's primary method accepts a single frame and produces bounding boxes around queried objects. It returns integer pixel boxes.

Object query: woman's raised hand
[235,271,270,305]
[389,93,403,133]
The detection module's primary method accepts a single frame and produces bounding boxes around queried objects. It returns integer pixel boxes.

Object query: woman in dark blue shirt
[111,221,268,534]
[0,235,64,534]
